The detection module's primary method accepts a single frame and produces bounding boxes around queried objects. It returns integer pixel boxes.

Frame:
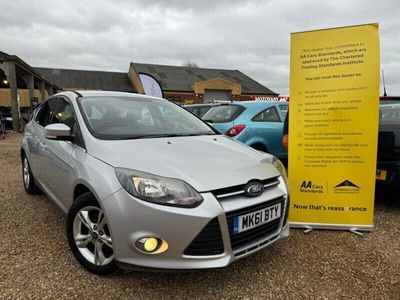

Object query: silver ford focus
[21,91,289,275]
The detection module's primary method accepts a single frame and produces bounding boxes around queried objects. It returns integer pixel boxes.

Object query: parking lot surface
[1,133,399,299]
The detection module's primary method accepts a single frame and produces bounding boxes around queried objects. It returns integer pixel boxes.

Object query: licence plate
[376,169,387,180]
[233,203,281,235]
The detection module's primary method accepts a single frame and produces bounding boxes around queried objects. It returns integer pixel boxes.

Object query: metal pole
[5,61,19,132]
[382,69,387,97]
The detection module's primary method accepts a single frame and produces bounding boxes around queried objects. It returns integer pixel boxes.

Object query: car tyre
[66,192,119,276]
[22,154,41,194]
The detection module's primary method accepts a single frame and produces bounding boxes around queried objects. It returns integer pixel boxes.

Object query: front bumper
[101,178,289,270]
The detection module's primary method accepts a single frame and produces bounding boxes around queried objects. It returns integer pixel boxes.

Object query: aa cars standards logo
[299,180,324,194]
[333,180,360,194]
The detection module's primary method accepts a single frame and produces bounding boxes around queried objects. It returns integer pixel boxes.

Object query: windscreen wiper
[120,134,178,140]
[120,132,216,140]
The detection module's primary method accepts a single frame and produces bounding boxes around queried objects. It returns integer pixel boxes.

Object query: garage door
[204,89,230,102]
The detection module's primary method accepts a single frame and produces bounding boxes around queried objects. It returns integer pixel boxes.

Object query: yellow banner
[289,24,380,230]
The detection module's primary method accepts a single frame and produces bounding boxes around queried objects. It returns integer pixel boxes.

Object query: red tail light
[225,124,246,137]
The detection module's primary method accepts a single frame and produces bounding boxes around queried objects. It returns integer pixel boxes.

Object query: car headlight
[115,168,203,208]
[272,157,289,190]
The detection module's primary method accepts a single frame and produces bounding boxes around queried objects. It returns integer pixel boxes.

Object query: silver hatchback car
[21,91,289,275]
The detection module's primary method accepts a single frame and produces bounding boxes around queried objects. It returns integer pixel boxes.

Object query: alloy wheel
[72,206,114,266]
[23,157,30,189]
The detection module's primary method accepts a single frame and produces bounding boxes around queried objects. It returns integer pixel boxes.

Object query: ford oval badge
[244,181,264,197]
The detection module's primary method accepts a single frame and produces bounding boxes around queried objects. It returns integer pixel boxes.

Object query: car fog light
[136,237,168,254]
[144,238,158,252]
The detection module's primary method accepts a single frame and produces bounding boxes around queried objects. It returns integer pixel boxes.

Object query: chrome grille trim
[216,190,244,199]
[213,177,280,199]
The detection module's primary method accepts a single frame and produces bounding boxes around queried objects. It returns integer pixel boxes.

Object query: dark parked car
[377,96,400,188]
[0,108,30,130]
[0,110,13,129]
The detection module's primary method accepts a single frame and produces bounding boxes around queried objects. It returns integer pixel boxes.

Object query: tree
[183,61,199,68]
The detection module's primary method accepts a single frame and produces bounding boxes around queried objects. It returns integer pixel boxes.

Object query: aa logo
[301,181,312,189]
[300,180,324,194]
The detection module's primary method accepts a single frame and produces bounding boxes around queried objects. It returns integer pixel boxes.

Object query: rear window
[380,100,400,125]
[252,106,280,122]
[202,105,245,123]
[279,105,288,120]
[379,97,400,125]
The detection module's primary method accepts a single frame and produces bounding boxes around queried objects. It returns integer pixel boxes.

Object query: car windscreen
[78,96,216,140]
[202,105,245,123]
[379,101,400,125]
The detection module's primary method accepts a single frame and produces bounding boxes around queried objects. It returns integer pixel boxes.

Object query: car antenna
[382,69,387,97]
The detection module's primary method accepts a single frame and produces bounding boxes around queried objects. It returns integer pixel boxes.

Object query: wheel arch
[21,148,26,161]
[72,182,107,212]
[250,142,269,153]
[73,184,93,202]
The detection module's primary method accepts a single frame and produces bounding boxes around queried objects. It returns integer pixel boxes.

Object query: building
[35,67,135,93]
[0,51,59,130]
[128,62,277,104]
[0,50,278,130]
[37,63,278,105]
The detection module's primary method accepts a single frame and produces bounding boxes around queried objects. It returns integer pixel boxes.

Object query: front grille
[212,177,280,199]
[183,218,224,256]
[226,197,284,251]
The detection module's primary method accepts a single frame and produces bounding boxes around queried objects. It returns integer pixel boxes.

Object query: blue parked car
[202,101,288,159]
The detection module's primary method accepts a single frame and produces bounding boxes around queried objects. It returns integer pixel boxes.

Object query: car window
[35,98,57,127]
[202,105,245,123]
[252,106,280,122]
[184,106,195,113]
[199,107,212,118]
[78,96,216,140]
[278,105,288,121]
[379,102,400,125]
[51,98,76,129]
[191,107,199,116]
[88,105,105,120]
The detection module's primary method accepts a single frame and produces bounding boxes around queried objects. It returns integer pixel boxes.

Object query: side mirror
[45,123,72,141]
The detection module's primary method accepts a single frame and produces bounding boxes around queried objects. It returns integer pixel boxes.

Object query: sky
[1,0,399,95]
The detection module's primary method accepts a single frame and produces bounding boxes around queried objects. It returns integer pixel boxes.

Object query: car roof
[184,103,216,107]
[57,90,165,102]
[229,100,287,108]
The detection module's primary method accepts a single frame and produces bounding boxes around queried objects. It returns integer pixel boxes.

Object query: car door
[28,98,58,186]
[249,105,287,158]
[40,96,84,209]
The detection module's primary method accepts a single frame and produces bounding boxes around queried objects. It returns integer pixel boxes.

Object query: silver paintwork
[21,91,289,270]
[44,123,71,139]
